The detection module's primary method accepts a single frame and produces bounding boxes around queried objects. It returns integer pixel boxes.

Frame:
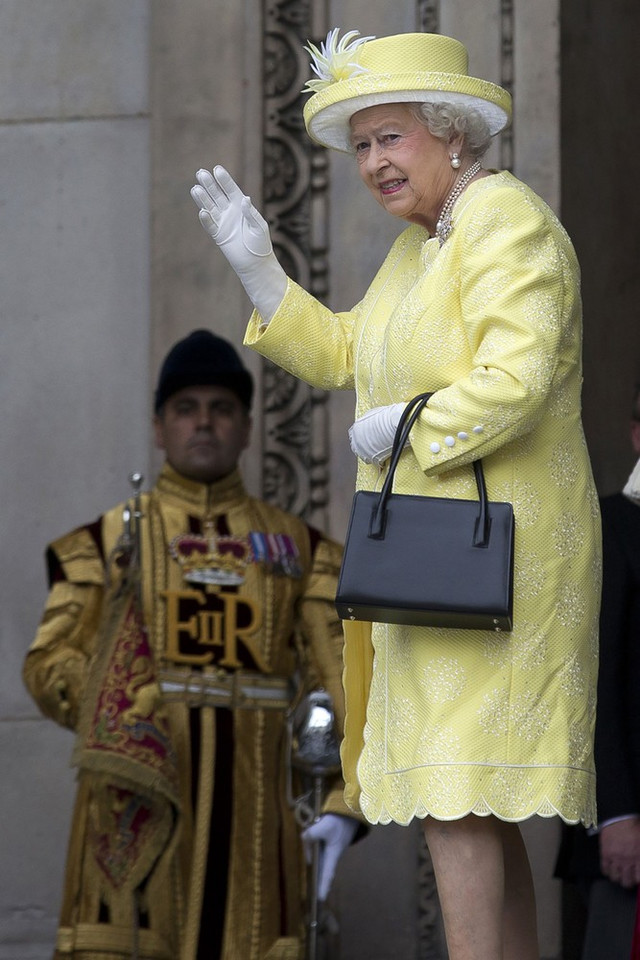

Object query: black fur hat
[154,329,253,412]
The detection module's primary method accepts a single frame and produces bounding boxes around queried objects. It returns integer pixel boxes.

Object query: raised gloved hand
[190,166,288,323]
[301,813,358,901]
[348,403,406,465]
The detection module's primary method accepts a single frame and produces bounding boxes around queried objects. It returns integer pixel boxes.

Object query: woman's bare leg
[500,820,539,960]
[422,814,539,960]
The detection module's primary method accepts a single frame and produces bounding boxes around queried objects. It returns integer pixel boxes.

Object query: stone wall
[0,2,151,956]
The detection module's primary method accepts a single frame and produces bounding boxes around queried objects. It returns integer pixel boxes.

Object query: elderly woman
[191,30,601,960]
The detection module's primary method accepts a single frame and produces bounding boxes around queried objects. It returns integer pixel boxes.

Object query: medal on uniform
[169,523,302,585]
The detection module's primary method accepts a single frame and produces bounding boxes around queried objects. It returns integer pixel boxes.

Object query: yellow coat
[245,171,601,828]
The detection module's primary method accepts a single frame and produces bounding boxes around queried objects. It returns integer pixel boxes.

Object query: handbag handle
[369,392,490,547]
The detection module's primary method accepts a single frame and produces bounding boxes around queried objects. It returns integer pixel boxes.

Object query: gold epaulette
[49,527,105,586]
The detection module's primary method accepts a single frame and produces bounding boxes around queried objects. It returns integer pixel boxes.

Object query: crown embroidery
[170,533,250,586]
[303,29,374,94]
[169,531,302,585]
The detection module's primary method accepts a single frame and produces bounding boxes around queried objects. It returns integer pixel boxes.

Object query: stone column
[0,3,151,956]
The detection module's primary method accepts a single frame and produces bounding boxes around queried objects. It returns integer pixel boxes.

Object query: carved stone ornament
[261,1,330,527]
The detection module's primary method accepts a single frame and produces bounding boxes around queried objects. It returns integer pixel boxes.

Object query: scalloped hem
[358,792,596,829]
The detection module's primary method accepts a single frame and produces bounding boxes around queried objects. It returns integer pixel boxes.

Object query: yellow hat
[303,29,512,153]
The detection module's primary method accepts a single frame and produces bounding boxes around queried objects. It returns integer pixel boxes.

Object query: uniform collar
[155,462,248,514]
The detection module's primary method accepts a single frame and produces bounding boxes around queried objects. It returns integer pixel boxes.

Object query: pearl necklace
[435,160,482,246]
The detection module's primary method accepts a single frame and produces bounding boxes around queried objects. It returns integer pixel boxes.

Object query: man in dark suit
[557,383,640,958]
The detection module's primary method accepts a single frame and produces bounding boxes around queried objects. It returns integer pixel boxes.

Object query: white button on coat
[430,442,441,453]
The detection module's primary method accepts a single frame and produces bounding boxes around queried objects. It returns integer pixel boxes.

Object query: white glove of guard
[190,166,288,323]
[348,403,406,465]
[301,813,358,901]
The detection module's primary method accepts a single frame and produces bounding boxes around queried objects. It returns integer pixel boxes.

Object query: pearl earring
[450,153,462,169]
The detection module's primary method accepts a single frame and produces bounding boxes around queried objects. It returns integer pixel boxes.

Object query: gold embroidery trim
[182,705,216,960]
[250,707,266,958]
[56,923,172,958]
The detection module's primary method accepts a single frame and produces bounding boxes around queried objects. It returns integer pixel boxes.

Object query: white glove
[348,403,406,465]
[301,814,358,901]
[190,166,288,323]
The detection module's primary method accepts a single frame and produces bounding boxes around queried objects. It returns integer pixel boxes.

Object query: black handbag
[335,393,514,631]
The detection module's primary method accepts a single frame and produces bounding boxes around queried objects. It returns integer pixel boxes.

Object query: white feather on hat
[302,29,512,153]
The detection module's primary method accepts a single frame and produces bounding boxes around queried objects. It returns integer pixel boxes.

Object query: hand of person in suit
[599,817,640,888]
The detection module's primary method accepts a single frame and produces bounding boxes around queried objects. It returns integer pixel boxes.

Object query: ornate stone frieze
[261,0,330,525]
[500,0,515,171]
[417,0,440,34]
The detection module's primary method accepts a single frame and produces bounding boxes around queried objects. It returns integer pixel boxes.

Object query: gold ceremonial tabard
[24,465,349,960]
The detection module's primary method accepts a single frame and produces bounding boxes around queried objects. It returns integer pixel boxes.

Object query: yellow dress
[245,170,601,828]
